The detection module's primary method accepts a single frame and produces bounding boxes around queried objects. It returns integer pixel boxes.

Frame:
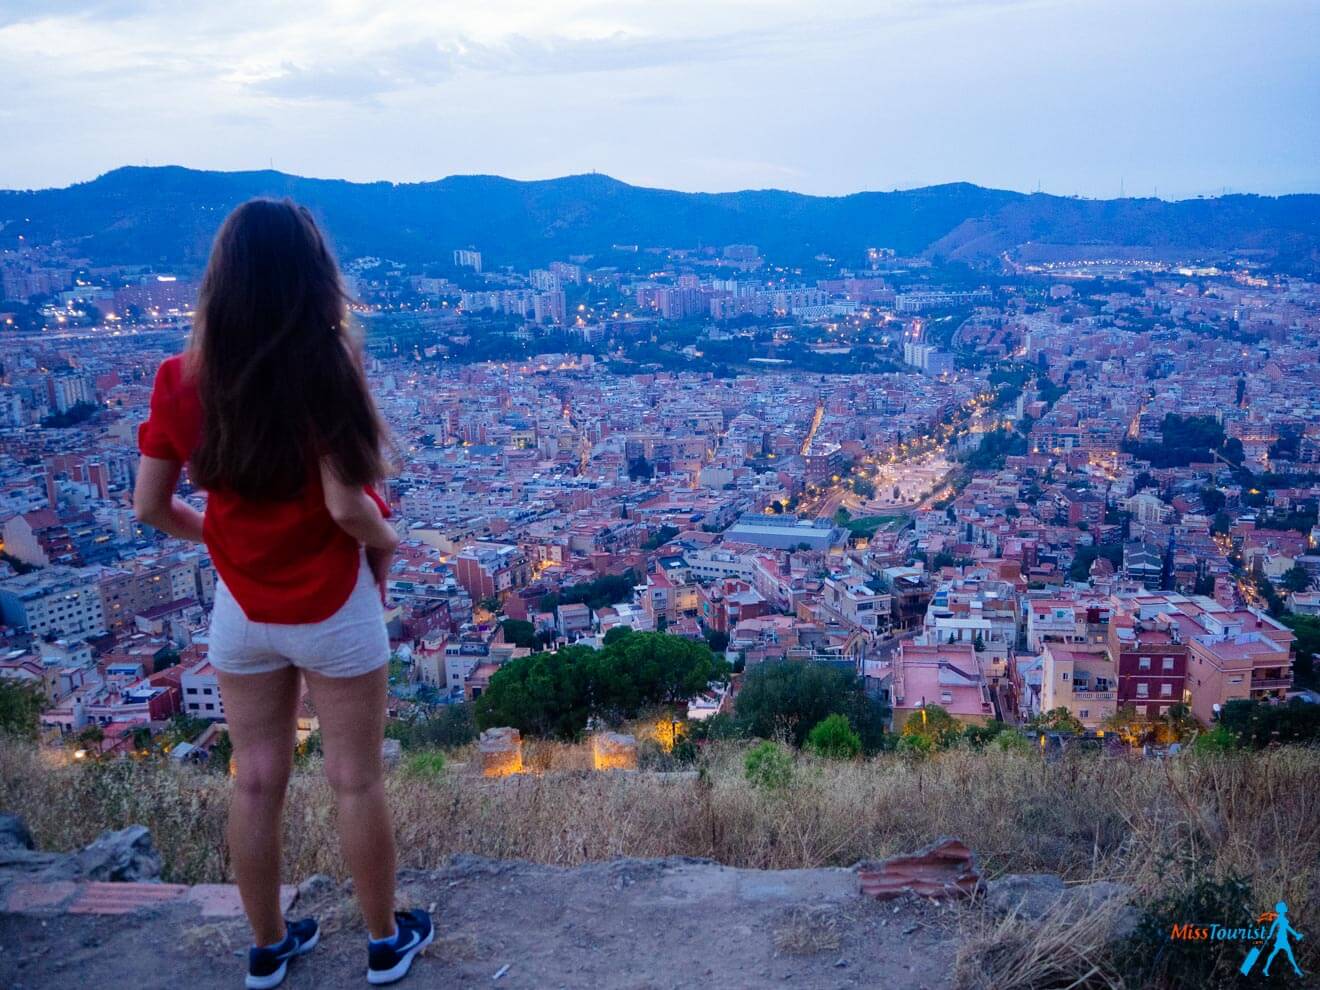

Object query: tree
[385,704,478,750]
[899,704,964,749]
[475,633,728,740]
[807,714,862,760]
[960,720,1009,748]
[1280,565,1313,593]
[131,726,154,753]
[1200,487,1226,515]
[1028,707,1085,735]
[0,681,46,738]
[474,647,594,740]
[1217,698,1320,748]
[1101,704,1150,746]
[591,632,728,717]
[704,628,730,653]
[1280,614,1319,689]
[1160,703,1199,745]
[500,619,537,649]
[642,525,680,551]
[208,730,233,773]
[152,647,181,674]
[733,661,888,752]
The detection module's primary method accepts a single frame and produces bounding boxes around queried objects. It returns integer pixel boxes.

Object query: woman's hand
[367,544,394,604]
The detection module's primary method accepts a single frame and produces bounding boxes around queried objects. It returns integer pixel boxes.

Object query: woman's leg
[216,667,301,947]
[302,666,397,940]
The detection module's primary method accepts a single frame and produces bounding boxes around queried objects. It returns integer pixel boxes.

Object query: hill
[3,167,1318,273]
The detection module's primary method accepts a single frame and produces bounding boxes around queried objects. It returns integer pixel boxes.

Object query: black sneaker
[246,917,320,989]
[367,909,434,985]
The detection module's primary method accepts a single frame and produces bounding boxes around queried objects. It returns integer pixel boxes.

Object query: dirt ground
[1,855,961,990]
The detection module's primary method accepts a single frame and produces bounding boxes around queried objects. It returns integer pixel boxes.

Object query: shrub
[992,729,1032,752]
[1027,706,1086,735]
[1217,698,1320,748]
[806,714,861,760]
[744,741,794,790]
[1190,725,1237,755]
[689,712,744,743]
[385,703,478,750]
[0,680,45,738]
[1120,875,1257,989]
[896,733,934,755]
[402,751,447,780]
[960,720,1008,749]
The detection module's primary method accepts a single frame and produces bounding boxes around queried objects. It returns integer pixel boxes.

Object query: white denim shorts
[207,553,389,678]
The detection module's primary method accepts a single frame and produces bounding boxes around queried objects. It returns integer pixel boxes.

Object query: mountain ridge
[3,166,1318,274]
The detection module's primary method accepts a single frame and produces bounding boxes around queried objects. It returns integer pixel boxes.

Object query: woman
[134,199,431,988]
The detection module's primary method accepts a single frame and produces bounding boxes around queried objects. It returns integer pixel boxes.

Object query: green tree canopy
[899,703,965,748]
[733,661,888,752]
[1280,565,1313,593]
[500,619,537,649]
[1028,706,1086,735]
[475,633,728,740]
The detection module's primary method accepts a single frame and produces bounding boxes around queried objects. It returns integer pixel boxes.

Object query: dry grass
[953,897,1132,990]
[2,739,1317,982]
[772,905,844,956]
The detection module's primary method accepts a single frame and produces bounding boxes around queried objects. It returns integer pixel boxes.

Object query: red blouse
[137,355,389,624]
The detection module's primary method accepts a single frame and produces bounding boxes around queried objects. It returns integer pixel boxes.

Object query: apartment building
[181,660,225,720]
[0,567,106,637]
[888,641,994,731]
[453,542,530,603]
[1039,643,1116,728]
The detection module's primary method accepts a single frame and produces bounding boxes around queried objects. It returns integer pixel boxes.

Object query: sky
[1,0,1318,199]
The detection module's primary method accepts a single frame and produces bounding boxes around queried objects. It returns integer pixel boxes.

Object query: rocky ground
[0,815,1140,990]
[2,855,961,990]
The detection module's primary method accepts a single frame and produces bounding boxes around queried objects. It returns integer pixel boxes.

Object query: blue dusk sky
[1,0,1317,198]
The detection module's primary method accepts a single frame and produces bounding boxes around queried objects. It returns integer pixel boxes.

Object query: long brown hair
[187,198,388,500]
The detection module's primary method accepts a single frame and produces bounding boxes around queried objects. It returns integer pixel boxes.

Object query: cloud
[252,42,456,100]
[246,28,770,103]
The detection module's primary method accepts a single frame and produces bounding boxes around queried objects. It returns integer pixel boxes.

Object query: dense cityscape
[3,0,1318,983]
[1,221,1317,758]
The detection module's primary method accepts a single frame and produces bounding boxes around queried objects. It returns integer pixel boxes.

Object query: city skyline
[2,0,1318,199]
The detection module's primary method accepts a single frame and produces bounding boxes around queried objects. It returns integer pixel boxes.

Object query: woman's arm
[320,459,399,551]
[133,456,205,543]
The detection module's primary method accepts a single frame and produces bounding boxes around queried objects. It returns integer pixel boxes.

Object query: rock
[381,738,402,769]
[0,814,34,850]
[591,732,638,771]
[478,727,523,778]
[984,873,1067,920]
[0,846,62,874]
[986,873,1138,939]
[61,825,162,882]
[856,837,983,902]
[296,874,336,900]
